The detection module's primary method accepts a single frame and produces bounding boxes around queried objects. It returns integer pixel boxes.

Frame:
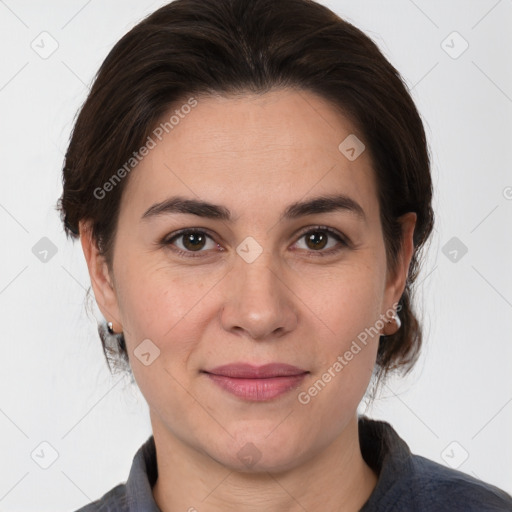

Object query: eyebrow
[141,194,367,223]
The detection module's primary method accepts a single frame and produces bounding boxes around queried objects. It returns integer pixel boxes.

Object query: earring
[107,321,115,335]
[393,312,401,331]
[382,312,401,336]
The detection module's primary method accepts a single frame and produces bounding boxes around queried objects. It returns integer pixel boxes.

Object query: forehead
[120,88,379,222]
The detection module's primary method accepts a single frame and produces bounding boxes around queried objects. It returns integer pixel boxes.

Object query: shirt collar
[124,434,161,511]
[358,416,414,510]
[123,416,411,511]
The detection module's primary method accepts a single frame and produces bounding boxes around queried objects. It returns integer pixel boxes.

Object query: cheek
[294,259,385,347]
[113,256,220,384]
[298,312,379,426]
[296,261,384,403]
[114,255,206,336]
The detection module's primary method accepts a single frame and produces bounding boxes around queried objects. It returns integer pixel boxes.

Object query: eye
[162,226,348,258]
[163,228,220,257]
[292,226,348,257]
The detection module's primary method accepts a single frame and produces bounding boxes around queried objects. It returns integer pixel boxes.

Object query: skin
[80,88,416,512]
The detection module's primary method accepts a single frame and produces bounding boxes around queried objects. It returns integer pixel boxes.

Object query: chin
[210,429,310,475]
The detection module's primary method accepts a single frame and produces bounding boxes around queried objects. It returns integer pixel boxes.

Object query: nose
[220,249,298,341]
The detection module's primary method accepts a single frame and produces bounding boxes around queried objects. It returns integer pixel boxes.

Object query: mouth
[201,363,309,401]
[203,362,309,378]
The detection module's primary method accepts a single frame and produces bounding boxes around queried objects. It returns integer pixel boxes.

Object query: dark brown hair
[57,0,434,383]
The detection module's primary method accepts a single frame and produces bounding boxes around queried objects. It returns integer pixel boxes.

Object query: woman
[58,0,512,510]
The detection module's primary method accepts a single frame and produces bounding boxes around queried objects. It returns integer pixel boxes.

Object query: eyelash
[161,226,349,259]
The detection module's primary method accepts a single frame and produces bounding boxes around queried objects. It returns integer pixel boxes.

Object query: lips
[202,363,309,401]
[203,362,308,379]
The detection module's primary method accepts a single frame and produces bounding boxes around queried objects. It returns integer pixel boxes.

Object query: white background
[0,0,511,510]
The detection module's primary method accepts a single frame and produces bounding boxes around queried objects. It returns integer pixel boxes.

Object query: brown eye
[162,226,348,259]
[164,229,219,256]
[304,231,329,250]
[294,227,348,257]
[181,232,207,251]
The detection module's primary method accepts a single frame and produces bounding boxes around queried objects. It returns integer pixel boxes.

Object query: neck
[152,415,378,512]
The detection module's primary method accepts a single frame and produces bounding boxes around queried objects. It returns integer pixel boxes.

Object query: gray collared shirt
[73,417,512,511]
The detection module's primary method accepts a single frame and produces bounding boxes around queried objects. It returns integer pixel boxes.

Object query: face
[81,88,415,473]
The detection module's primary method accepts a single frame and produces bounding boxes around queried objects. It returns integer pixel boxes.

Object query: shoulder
[358,417,512,512]
[402,454,512,511]
[368,453,512,511]
[70,434,158,511]
[72,483,129,512]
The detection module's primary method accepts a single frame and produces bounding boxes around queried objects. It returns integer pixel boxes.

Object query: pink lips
[202,363,309,401]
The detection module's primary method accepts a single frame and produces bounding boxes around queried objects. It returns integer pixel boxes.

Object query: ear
[79,220,123,333]
[383,212,417,312]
